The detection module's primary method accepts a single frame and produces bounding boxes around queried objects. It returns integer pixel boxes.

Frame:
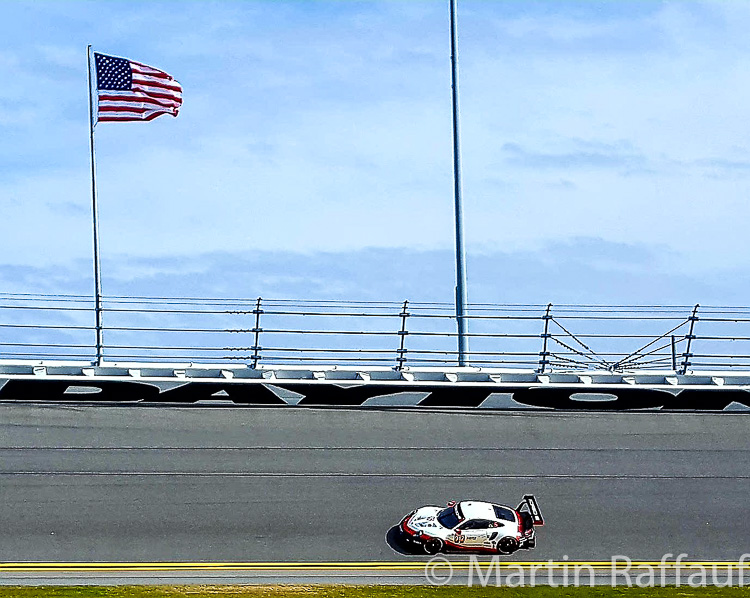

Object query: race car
[398,495,543,555]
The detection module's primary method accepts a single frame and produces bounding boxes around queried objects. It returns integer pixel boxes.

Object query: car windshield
[437,507,461,529]
[493,505,516,522]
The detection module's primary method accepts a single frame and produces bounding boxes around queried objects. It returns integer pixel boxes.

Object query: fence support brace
[537,303,553,374]
[679,304,700,375]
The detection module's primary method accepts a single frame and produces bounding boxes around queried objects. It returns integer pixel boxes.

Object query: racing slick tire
[497,536,520,554]
[424,538,444,555]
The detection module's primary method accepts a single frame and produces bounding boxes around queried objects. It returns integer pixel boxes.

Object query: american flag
[94,52,182,123]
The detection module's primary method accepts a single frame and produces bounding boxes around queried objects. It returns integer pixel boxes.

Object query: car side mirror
[447,501,456,507]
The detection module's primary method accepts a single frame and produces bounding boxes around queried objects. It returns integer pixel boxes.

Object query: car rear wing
[517,494,544,526]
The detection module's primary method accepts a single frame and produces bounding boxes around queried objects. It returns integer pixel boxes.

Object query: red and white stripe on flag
[95,52,182,123]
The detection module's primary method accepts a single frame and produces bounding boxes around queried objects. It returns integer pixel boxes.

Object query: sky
[2,0,750,306]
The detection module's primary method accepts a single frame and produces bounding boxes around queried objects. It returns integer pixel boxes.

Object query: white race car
[398,495,543,555]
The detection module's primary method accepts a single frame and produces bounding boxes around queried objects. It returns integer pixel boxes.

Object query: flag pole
[449,0,469,366]
[87,45,104,366]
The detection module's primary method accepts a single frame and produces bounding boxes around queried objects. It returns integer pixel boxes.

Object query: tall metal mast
[87,45,104,366]
[449,0,469,365]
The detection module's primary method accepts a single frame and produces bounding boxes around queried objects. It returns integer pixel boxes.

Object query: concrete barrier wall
[1,365,749,410]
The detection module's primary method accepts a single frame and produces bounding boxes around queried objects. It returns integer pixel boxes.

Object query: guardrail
[3,292,750,373]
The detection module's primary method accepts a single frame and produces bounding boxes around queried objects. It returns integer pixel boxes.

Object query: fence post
[679,304,700,375]
[396,300,409,371]
[95,295,103,366]
[251,297,263,369]
[537,303,553,374]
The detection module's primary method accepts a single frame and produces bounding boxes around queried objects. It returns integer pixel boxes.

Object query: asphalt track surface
[1,404,749,582]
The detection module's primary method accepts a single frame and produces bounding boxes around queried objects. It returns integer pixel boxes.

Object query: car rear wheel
[424,538,443,555]
[497,536,520,554]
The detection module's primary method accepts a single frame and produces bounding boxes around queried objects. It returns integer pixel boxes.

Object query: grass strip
[2,587,750,598]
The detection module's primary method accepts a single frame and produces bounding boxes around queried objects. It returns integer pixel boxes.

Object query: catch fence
[1,292,749,372]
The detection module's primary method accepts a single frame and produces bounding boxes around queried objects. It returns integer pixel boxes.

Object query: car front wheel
[424,538,444,555]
